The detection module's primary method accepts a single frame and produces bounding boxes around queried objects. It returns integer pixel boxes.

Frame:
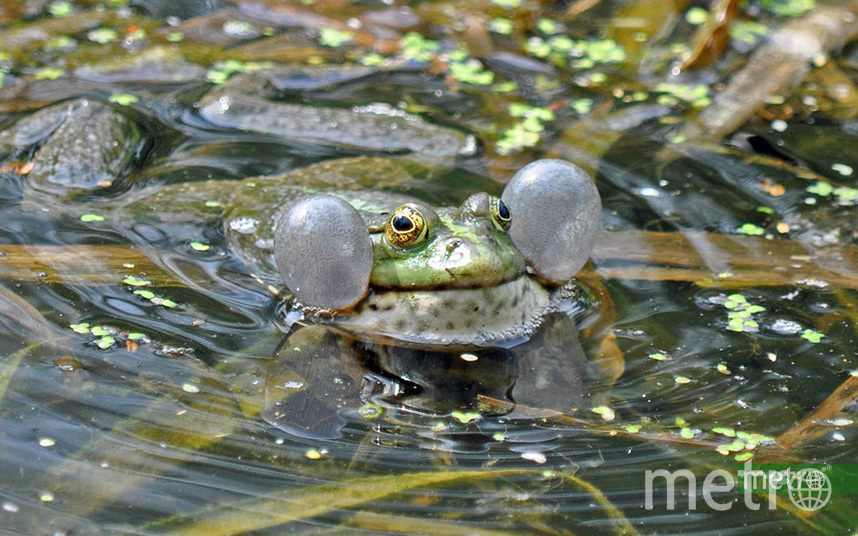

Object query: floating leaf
[318,27,354,48]
[591,406,615,421]
[685,7,709,24]
[399,32,439,62]
[35,67,65,80]
[48,1,72,17]
[807,181,834,197]
[189,242,210,252]
[834,186,858,202]
[133,289,155,300]
[801,329,823,343]
[492,0,522,8]
[536,18,558,34]
[87,27,118,44]
[90,326,109,337]
[489,18,513,35]
[737,223,765,236]
[151,298,177,308]
[109,93,138,106]
[80,213,105,223]
[123,276,151,287]
[359,53,384,66]
[451,411,480,423]
[69,323,90,334]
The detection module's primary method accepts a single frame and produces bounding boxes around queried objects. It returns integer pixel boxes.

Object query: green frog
[7,89,607,437]
[114,155,606,438]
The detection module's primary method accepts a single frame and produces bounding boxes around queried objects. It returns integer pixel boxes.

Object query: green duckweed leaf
[109,93,138,106]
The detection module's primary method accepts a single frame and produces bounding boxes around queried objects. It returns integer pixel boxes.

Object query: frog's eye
[489,196,512,232]
[386,205,428,248]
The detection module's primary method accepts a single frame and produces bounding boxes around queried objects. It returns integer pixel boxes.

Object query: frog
[112,155,605,438]
[6,91,608,439]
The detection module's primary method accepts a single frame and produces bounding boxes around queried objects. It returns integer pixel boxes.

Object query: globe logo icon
[788,469,832,512]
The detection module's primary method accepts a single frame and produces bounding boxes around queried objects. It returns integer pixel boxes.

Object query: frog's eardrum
[501,159,601,284]
[275,195,373,310]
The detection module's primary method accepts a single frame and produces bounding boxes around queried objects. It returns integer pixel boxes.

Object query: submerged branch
[774,374,858,450]
[1,231,856,290]
[146,468,636,536]
[695,2,858,138]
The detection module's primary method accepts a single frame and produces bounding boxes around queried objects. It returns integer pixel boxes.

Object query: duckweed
[737,223,765,236]
[801,329,824,343]
[592,406,616,421]
[48,1,72,17]
[451,411,480,423]
[685,7,708,25]
[489,18,513,35]
[318,28,354,48]
[87,28,117,44]
[34,67,65,80]
[399,32,439,62]
[109,93,139,106]
[761,0,815,17]
[491,0,522,9]
[730,21,769,45]
[123,275,151,287]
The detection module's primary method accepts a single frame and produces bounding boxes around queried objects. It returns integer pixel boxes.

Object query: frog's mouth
[319,276,578,350]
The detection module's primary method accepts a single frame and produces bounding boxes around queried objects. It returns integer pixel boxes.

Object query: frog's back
[223,157,432,281]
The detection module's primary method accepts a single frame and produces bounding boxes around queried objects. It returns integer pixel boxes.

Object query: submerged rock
[197,73,475,159]
[3,99,145,204]
[74,47,207,84]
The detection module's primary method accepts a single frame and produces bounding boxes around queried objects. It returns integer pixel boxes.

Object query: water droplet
[228,216,259,235]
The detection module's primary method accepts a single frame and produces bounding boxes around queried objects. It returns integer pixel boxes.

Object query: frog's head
[274,159,601,345]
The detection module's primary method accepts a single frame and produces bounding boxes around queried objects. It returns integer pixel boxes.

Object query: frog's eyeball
[274,195,372,311]
[385,205,428,248]
[501,159,601,284]
[489,196,512,232]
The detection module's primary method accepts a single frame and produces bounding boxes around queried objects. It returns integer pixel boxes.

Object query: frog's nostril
[446,238,462,253]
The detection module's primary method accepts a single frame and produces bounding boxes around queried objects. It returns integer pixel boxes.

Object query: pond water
[0,0,856,534]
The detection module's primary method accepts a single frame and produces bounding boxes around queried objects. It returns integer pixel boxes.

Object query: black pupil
[392,214,414,232]
[498,200,510,220]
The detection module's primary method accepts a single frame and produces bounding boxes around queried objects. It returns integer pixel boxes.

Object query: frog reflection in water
[258,158,604,438]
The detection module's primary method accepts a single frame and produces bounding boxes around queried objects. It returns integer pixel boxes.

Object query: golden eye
[386,205,428,248]
[489,196,512,232]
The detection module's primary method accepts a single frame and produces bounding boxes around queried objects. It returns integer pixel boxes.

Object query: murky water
[0,1,856,534]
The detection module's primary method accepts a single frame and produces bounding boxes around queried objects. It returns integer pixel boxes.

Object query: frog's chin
[322,276,570,350]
